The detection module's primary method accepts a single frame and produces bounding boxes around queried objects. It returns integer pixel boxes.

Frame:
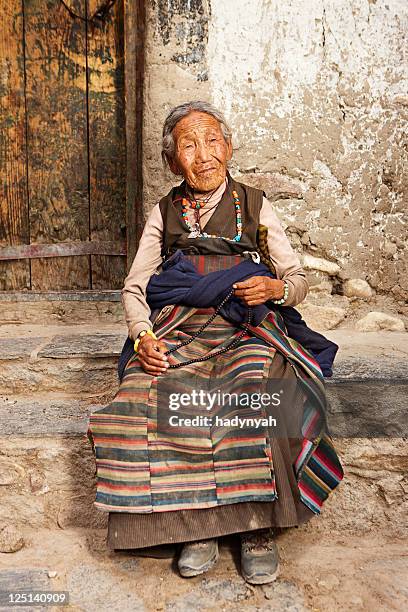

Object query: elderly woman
[87,101,343,585]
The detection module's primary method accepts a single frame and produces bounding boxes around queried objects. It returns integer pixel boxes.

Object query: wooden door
[0,0,131,291]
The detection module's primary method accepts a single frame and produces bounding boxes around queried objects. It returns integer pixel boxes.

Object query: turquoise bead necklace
[181,189,242,242]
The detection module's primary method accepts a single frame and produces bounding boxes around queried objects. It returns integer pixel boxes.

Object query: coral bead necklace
[181,190,242,242]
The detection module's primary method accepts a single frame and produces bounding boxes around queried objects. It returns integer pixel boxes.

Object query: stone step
[1,373,407,439]
[0,429,104,531]
[1,371,406,532]
[1,325,407,397]
[0,395,105,531]
[323,330,408,438]
[324,330,408,381]
[0,290,123,325]
[1,430,406,535]
[1,328,406,531]
[0,324,127,396]
[0,396,101,436]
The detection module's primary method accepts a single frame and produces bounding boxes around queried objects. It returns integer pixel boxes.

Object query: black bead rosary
[163,288,253,369]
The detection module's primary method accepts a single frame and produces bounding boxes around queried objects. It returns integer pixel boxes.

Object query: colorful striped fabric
[87,305,344,515]
[296,435,344,514]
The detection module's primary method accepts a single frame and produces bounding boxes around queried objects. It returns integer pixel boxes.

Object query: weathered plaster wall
[144,0,407,329]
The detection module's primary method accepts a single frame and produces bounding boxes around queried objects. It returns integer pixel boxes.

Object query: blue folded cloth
[147,249,272,327]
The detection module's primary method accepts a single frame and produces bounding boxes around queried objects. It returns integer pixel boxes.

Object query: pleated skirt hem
[107,496,315,550]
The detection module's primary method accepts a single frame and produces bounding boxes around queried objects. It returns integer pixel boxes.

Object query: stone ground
[0,527,407,612]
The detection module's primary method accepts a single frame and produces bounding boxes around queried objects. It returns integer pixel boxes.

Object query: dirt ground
[1,526,407,611]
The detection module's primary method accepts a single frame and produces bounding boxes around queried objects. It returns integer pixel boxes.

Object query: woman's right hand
[137,335,169,375]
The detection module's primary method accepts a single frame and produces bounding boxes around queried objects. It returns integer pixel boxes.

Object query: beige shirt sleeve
[259,197,309,307]
[121,203,164,340]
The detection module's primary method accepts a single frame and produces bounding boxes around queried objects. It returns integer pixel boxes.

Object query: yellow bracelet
[134,329,158,352]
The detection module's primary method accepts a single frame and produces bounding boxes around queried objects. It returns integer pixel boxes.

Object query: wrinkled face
[169,111,232,193]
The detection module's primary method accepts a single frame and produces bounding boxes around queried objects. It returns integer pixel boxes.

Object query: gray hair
[161,101,232,169]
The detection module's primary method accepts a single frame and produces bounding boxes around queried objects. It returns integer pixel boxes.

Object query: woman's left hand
[233,276,285,306]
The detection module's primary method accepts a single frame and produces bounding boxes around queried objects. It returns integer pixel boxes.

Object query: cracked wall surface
[143,0,407,328]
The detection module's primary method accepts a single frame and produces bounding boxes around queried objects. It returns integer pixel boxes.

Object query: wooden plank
[124,0,145,269]
[0,0,30,290]
[0,239,126,260]
[87,0,127,289]
[24,0,90,290]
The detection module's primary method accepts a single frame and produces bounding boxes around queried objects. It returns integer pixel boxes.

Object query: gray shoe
[240,529,280,585]
[178,538,219,577]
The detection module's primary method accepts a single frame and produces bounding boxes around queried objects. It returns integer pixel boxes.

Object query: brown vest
[158,174,264,258]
